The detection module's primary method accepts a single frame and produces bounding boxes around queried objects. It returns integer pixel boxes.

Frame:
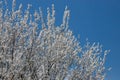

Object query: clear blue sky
[7,0,120,79]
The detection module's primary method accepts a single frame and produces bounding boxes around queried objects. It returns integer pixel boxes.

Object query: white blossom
[0,0,109,80]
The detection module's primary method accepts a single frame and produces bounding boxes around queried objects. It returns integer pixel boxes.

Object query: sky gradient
[6,0,120,79]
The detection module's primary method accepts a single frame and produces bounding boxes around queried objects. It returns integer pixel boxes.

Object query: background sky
[7,0,120,79]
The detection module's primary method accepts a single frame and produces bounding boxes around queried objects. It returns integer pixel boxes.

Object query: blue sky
[7,0,120,79]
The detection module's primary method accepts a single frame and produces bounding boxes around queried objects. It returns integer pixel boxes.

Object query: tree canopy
[0,0,109,80]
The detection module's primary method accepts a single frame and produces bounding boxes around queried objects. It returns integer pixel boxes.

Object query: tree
[0,0,109,80]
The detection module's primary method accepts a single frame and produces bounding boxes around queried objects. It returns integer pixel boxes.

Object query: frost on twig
[0,0,109,80]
